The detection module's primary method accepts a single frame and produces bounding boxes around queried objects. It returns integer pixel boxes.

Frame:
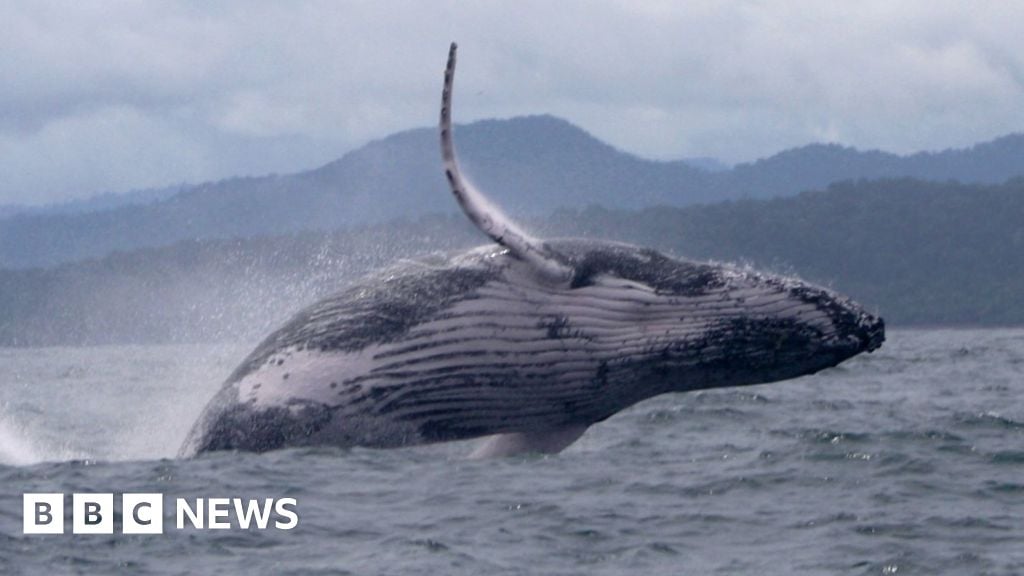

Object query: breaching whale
[180,43,884,458]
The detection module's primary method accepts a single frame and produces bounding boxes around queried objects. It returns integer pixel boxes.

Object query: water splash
[0,414,40,466]
[0,344,245,466]
[0,404,85,466]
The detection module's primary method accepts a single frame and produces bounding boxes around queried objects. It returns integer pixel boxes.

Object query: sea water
[1,329,1022,574]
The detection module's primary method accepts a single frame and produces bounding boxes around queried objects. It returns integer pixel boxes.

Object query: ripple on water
[1,330,1024,574]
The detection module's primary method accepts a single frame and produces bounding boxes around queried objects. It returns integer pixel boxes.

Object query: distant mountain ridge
[727,133,1024,195]
[3,115,1024,268]
[0,184,186,220]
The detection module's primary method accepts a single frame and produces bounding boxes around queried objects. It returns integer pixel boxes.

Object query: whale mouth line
[861,316,886,353]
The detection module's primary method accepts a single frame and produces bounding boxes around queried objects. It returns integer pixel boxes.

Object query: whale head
[528,239,884,405]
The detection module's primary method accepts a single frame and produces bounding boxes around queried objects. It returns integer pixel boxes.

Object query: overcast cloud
[2,1,1023,205]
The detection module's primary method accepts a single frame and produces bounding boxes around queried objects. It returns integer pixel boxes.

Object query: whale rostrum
[180,43,884,458]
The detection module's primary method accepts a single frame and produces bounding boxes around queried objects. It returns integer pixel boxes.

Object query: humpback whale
[180,44,884,458]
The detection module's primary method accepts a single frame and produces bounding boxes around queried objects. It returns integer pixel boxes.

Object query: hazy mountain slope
[3,116,1024,269]
[0,184,186,221]
[722,134,1024,197]
[0,116,703,268]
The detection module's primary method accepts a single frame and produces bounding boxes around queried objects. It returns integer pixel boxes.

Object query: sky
[2,1,1023,206]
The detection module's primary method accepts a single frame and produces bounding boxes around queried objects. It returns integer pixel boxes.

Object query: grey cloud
[2,1,1023,205]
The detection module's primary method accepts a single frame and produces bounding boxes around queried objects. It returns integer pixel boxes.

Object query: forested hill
[552,177,1024,326]
[3,115,1024,268]
[1,177,1021,346]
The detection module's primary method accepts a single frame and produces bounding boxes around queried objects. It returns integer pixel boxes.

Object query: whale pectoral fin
[468,424,589,459]
[440,43,571,285]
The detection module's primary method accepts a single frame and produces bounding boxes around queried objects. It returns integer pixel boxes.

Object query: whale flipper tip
[468,425,589,459]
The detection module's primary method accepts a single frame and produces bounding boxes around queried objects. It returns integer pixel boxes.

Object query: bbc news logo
[23,493,298,534]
